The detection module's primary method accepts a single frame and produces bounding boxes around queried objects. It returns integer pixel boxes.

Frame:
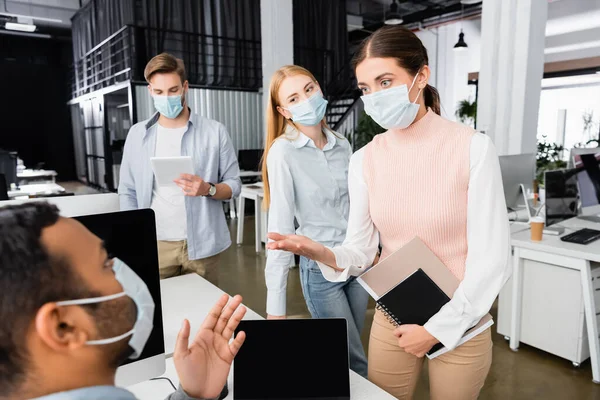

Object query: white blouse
[265,126,353,316]
[316,132,512,350]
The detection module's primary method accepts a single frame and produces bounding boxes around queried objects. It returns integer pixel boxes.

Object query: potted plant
[350,112,386,151]
[455,99,477,128]
[536,136,567,185]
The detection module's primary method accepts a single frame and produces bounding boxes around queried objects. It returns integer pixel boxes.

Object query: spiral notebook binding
[376,302,400,327]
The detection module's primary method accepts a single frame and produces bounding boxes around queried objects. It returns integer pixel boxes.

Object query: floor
[220,216,600,400]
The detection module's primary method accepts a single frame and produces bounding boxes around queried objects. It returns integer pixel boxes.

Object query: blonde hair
[144,52,187,84]
[261,65,326,209]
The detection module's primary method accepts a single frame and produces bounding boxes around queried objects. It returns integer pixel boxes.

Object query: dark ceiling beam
[349,1,481,43]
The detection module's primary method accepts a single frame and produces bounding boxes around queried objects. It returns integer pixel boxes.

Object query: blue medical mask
[152,90,185,119]
[56,258,155,359]
[284,92,328,126]
[361,72,423,130]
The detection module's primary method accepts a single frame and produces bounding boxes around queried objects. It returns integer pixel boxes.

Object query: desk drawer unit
[498,260,600,364]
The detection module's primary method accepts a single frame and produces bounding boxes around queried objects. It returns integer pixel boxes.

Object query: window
[537,73,600,160]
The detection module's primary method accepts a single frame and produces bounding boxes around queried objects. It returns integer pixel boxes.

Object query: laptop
[233,319,350,400]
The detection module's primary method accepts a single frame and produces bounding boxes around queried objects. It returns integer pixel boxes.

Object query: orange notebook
[357,237,493,359]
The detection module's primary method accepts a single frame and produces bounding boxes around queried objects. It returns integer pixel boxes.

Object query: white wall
[416,19,481,122]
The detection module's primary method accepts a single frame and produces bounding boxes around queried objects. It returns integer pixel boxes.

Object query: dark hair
[0,203,90,395]
[352,25,441,115]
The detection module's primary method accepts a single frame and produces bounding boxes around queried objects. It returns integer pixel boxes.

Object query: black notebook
[375,268,450,355]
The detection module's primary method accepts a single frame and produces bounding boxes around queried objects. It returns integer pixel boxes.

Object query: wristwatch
[207,183,217,197]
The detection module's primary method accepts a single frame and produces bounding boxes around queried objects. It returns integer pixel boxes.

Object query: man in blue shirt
[119,53,241,285]
[0,202,247,400]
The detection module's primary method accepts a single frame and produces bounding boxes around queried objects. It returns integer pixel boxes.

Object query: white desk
[160,274,263,357]
[128,356,396,400]
[236,183,267,253]
[130,274,395,399]
[239,170,261,178]
[7,183,66,199]
[507,217,600,383]
[17,169,57,184]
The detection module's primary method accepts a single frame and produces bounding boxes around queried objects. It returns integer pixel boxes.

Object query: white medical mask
[361,72,423,130]
[56,258,155,359]
[152,87,185,119]
[284,92,328,126]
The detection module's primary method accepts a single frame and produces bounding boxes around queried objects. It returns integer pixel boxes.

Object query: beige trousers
[368,309,492,400]
[157,240,220,286]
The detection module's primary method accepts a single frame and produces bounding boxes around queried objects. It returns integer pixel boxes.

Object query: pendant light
[454,3,468,51]
[454,30,468,51]
[385,0,403,25]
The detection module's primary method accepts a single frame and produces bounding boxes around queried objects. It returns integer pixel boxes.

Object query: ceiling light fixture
[453,3,468,51]
[0,12,62,24]
[460,0,482,4]
[385,0,403,25]
[5,21,36,32]
[454,30,468,51]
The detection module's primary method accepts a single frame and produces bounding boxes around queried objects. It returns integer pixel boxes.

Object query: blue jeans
[299,256,369,377]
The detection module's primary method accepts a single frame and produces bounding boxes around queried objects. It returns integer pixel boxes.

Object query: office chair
[0,174,9,201]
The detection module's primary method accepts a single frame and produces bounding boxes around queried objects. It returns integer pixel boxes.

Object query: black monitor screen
[238,149,263,172]
[234,319,350,400]
[74,209,164,365]
[574,153,600,209]
[544,169,579,226]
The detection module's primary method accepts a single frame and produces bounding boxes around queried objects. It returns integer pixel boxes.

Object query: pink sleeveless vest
[363,110,474,280]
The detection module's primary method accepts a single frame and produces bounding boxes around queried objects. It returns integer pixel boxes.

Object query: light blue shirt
[265,126,352,315]
[118,111,242,260]
[29,385,193,400]
[30,385,207,400]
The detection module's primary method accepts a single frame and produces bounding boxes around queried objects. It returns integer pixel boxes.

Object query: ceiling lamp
[4,17,36,32]
[385,0,403,25]
[453,3,468,51]
[454,30,468,51]
[460,0,482,4]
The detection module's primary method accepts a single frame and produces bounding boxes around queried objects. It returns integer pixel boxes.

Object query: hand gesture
[174,294,247,399]
[266,233,324,260]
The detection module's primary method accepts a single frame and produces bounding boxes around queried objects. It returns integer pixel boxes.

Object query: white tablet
[150,156,194,187]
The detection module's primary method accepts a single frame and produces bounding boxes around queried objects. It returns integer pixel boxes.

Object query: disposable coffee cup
[530,216,544,242]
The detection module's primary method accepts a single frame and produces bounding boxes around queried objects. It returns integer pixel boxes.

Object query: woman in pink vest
[267,25,510,400]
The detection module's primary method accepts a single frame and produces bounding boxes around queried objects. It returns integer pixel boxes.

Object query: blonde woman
[262,65,368,377]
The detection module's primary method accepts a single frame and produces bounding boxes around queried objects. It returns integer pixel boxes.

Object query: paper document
[151,156,194,187]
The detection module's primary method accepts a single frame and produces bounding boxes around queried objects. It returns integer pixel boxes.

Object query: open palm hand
[174,294,247,399]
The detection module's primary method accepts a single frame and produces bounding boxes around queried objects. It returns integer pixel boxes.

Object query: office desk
[160,274,263,357]
[17,169,57,184]
[239,170,261,178]
[8,183,66,199]
[236,183,267,253]
[507,218,600,383]
[128,356,396,400]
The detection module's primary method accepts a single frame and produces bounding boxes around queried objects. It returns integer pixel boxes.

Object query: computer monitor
[568,147,600,168]
[74,209,165,387]
[544,169,579,226]
[238,149,263,172]
[498,153,536,210]
[0,149,17,188]
[0,193,120,217]
[234,319,350,400]
[572,152,600,216]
